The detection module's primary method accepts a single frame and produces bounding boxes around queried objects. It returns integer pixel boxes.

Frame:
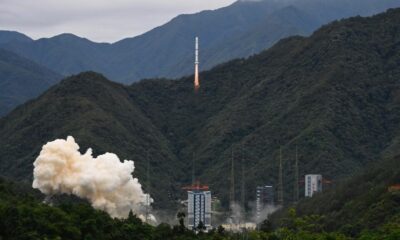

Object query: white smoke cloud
[32,136,151,219]
[228,202,245,224]
[248,200,280,224]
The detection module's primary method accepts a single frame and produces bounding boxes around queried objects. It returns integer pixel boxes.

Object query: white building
[187,190,212,231]
[305,174,322,197]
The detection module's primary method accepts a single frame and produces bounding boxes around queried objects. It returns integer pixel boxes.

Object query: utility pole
[277,146,284,205]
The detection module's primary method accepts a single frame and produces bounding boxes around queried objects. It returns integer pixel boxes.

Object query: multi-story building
[187,188,212,231]
[305,174,322,197]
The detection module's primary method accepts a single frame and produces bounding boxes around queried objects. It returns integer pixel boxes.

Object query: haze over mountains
[1,0,399,84]
[1,8,400,210]
[0,49,62,116]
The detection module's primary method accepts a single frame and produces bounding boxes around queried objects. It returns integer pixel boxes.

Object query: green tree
[177,212,186,233]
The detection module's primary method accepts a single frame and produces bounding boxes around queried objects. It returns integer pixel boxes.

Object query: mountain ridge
[1,0,399,83]
[0,30,32,44]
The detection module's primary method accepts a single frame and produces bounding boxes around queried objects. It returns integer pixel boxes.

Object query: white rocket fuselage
[194,37,200,91]
[195,37,199,64]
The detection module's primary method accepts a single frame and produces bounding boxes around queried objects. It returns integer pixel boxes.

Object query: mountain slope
[0,30,32,44]
[0,49,62,116]
[1,9,400,209]
[1,0,399,84]
[272,155,400,236]
[0,72,182,207]
[107,0,286,82]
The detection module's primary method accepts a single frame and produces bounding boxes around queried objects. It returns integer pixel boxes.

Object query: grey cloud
[0,0,236,42]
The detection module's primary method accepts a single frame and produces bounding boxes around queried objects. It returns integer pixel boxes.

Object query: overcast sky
[0,0,236,43]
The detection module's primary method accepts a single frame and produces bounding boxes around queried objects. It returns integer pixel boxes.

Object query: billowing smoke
[32,136,152,219]
[248,201,280,224]
[228,202,245,224]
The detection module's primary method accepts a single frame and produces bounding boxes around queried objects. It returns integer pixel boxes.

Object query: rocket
[195,37,199,65]
[194,37,200,92]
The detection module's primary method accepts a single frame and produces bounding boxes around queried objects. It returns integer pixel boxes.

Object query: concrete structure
[305,174,322,197]
[187,187,212,231]
[256,185,274,222]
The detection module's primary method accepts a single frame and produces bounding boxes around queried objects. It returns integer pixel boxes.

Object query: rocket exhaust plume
[194,37,200,92]
[32,136,152,219]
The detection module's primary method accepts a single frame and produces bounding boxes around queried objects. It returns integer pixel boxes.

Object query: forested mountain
[0,49,62,116]
[1,8,400,211]
[1,0,399,83]
[0,73,182,207]
[272,155,400,237]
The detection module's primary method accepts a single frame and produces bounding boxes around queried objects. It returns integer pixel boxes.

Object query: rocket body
[195,37,199,64]
[194,37,200,91]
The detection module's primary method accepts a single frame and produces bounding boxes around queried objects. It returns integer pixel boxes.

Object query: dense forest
[271,155,400,237]
[0,176,399,240]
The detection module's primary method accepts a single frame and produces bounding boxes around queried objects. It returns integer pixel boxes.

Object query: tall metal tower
[277,146,284,205]
[192,152,196,185]
[145,150,151,223]
[293,145,299,203]
[241,145,246,211]
[230,147,235,210]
